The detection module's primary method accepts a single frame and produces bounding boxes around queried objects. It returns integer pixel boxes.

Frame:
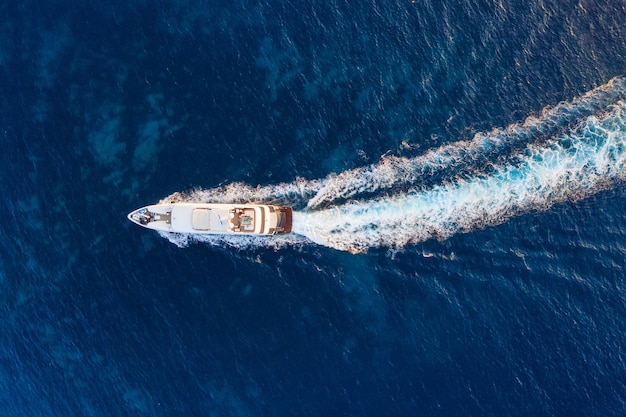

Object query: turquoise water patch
[16,195,43,232]
[256,35,303,101]
[87,102,126,166]
[132,93,182,172]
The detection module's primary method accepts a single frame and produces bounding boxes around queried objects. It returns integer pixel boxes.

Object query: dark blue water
[2,0,626,415]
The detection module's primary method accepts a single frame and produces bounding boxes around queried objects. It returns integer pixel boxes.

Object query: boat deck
[227,208,258,233]
[128,203,292,235]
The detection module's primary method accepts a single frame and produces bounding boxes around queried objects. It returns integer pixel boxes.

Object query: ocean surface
[2,0,626,415]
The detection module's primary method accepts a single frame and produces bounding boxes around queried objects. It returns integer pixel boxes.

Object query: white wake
[159,77,626,253]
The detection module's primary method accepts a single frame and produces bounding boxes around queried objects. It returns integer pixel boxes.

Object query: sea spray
[294,102,626,252]
[306,77,626,209]
[160,177,322,209]
[162,78,626,211]
[158,77,626,253]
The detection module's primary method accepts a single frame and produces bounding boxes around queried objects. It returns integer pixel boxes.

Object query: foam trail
[294,102,626,253]
[307,77,626,208]
[158,229,307,251]
[157,77,626,253]
[161,78,626,211]
[160,177,323,209]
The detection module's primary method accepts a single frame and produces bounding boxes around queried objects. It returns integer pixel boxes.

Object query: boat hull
[127,203,292,235]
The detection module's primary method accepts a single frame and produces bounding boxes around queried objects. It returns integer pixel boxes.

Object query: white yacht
[127,203,292,235]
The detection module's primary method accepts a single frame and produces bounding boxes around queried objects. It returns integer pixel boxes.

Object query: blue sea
[2,0,626,415]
